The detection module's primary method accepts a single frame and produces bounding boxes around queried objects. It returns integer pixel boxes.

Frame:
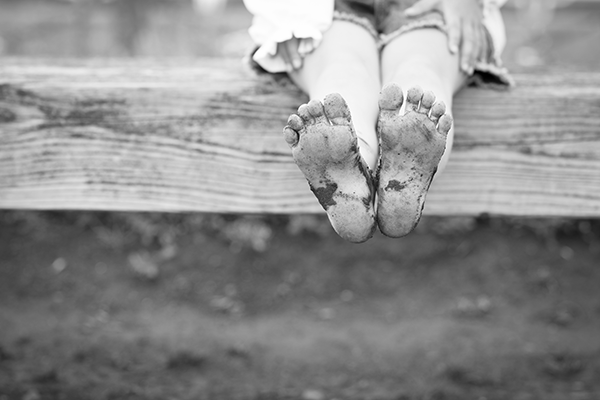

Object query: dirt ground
[1,212,600,399]
[1,1,600,399]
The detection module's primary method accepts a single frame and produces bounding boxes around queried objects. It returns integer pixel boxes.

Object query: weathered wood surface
[1,59,600,216]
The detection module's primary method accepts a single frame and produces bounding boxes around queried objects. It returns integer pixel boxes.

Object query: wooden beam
[1,59,599,216]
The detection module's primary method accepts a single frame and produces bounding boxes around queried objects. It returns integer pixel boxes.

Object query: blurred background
[1,1,600,399]
[0,0,599,69]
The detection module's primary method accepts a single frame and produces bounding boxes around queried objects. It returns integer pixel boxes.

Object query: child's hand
[405,0,484,75]
[277,37,303,72]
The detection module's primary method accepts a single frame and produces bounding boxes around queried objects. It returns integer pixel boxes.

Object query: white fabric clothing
[244,0,508,74]
[244,0,334,73]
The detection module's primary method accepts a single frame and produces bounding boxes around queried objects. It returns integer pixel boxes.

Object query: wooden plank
[1,58,600,216]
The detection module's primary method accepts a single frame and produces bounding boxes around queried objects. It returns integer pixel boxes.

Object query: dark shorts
[333,0,513,88]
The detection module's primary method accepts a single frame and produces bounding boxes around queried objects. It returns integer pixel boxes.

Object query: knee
[393,57,445,80]
[310,63,377,91]
[320,59,374,78]
[291,60,374,93]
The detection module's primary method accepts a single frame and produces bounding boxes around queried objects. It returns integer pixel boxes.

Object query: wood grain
[1,59,599,216]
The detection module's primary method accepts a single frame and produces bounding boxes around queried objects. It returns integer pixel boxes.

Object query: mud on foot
[283,93,376,243]
[376,83,453,238]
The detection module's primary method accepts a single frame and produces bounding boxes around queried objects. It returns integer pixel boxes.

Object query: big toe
[323,93,352,126]
[379,83,404,112]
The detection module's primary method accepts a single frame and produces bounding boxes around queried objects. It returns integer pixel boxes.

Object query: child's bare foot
[283,94,376,243]
[376,83,453,238]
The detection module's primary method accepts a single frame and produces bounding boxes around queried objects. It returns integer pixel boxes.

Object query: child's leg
[283,21,381,243]
[376,28,467,237]
[289,20,381,170]
[382,28,466,172]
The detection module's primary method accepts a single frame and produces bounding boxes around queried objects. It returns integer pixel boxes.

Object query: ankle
[357,136,378,171]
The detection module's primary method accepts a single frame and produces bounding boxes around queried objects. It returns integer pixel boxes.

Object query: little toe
[307,99,329,124]
[437,114,453,136]
[405,86,423,113]
[323,93,352,126]
[430,101,446,124]
[287,114,305,132]
[283,126,299,147]
[419,91,436,115]
[298,104,315,124]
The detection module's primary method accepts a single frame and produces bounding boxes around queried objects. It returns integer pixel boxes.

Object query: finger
[404,0,439,17]
[285,39,303,70]
[277,42,294,72]
[447,18,461,55]
[466,23,479,74]
[468,23,483,73]
[460,22,475,74]
[298,38,315,56]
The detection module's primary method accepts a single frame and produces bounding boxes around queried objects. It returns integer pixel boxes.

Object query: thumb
[404,0,440,17]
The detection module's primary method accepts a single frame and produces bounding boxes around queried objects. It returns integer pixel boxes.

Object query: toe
[283,126,299,147]
[419,91,436,115]
[437,114,453,136]
[307,99,329,124]
[298,104,314,124]
[323,93,352,126]
[378,83,404,112]
[405,86,423,113]
[430,101,446,123]
[287,114,305,132]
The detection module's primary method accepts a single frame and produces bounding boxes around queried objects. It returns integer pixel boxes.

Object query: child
[244,0,511,242]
